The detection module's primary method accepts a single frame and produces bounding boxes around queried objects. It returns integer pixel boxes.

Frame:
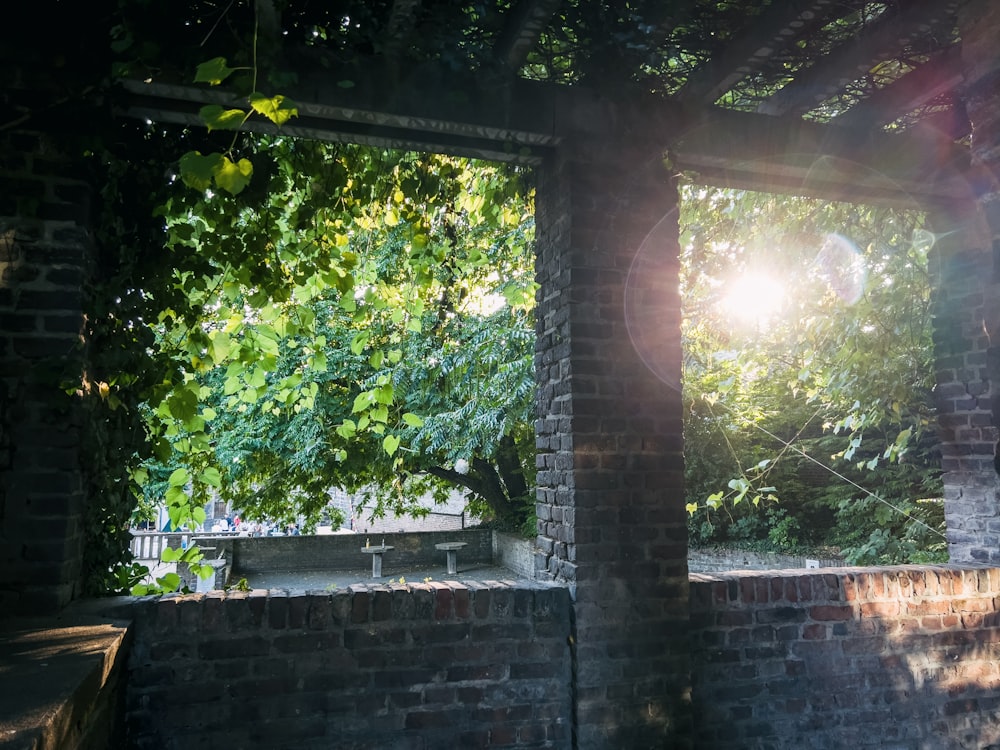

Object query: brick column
[0,128,93,614]
[535,146,691,747]
[931,0,1000,562]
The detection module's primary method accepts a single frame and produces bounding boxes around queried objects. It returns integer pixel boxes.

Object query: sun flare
[718,272,785,329]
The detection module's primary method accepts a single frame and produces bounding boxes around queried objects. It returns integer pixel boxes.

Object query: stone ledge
[0,614,130,750]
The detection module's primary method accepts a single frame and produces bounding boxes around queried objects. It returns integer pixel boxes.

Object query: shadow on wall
[689,566,1000,749]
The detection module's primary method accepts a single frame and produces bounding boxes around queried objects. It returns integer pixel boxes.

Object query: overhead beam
[676,0,840,105]
[758,0,960,117]
[117,54,971,205]
[659,106,971,207]
[493,0,562,71]
[834,44,965,129]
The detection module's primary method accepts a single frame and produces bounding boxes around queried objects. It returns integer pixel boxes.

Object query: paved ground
[237,561,530,591]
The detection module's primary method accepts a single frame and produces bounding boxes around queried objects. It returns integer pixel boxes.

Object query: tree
[680,185,945,564]
[140,137,537,543]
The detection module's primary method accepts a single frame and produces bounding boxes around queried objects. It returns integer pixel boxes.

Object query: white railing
[130,531,188,560]
[130,529,239,560]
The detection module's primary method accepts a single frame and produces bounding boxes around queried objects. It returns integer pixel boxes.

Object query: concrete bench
[434,542,468,575]
[361,545,394,578]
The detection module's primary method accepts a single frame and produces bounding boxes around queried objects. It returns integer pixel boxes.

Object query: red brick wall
[123,582,572,748]
[690,565,1000,748]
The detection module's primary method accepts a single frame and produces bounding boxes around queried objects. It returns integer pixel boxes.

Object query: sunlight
[718,271,786,329]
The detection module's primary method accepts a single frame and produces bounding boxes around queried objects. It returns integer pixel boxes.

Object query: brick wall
[122,582,572,749]
[534,144,691,747]
[0,126,91,615]
[930,0,1000,563]
[690,565,1000,748]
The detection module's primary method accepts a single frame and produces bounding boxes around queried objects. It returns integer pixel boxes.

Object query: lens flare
[814,233,866,305]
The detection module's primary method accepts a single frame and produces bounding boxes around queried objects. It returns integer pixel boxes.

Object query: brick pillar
[928,199,1000,562]
[931,0,1000,562]
[0,128,93,614]
[535,146,690,747]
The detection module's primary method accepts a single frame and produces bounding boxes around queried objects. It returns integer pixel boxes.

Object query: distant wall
[493,532,536,579]
[690,565,1000,748]
[220,529,494,575]
[122,582,572,749]
[688,546,844,574]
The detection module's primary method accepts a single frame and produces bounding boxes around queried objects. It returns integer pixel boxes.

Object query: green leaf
[350,332,368,356]
[248,93,298,126]
[214,156,254,195]
[179,151,223,192]
[194,57,235,85]
[200,467,222,488]
[402,413,424,428]
[383,434,401,456]
[168,468,190,487]
[165,486,186,506]
[199,104,247,131]
[352,392,373,413]
[157,573,182,592]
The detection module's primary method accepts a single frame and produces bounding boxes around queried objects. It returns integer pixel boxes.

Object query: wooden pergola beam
[493,0,563,71]
[834,44,965,130]
[117,51,971,205]
[758,0,960,117]
[676,0,840,105]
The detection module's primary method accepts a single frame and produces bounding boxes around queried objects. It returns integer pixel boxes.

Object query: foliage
[680,185,945,564]
[141,134,536,541]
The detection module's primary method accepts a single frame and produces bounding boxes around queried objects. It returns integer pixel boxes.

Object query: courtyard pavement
[236,560,531,591]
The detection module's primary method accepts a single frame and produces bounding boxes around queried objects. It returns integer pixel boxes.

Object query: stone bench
[361,545,394,578]
[434,542,468,575]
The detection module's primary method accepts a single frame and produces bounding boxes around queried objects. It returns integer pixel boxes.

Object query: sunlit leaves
[199,105,246,132]
[248,93,298,127]
[681,185,942,561]
[194,56,236,85]
[179,151,254,195]
[214,156,254,195]
[144,137,536,534]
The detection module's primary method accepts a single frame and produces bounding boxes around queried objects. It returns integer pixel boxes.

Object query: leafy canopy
[140,134,537,556]
[680,185,944,564]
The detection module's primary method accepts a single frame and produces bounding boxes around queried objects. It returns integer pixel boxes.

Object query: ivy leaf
[248,93,298,126]
[179,151,223,192]
[383,434,401,456]
[157,573,182,592]
[350,332,368,356]
[194,57,235,85]
[336,420,357,439]
[199,104,246,131]
[166,387,199,422]
[214,156,254,195]
[200,466,222,488]
[168,467,189,487]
